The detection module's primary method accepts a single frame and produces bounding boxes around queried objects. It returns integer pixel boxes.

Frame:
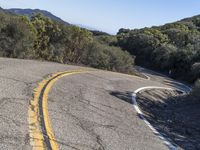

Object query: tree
[31,13,55,60]
[0,13,36,58]
[151,44,177,70]
[116,17,200,82]
[82,42,134,73]
[61,26,93,63]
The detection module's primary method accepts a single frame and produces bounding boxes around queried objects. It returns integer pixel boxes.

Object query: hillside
[4,8,110,35]
[0,10,134,74]
[6,8,70,25]
[117,14,200,83]
[0,7,199,83]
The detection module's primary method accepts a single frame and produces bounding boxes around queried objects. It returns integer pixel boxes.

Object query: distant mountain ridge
[4,8,110,35]
[3,8,109,35]
[6,8,70,25]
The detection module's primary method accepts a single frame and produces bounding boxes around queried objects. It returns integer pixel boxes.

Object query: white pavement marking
[163,80,192,94]
[132,86,188,150]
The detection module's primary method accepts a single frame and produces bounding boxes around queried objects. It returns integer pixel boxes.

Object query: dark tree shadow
[110,90,200,150]
[110,91,132,104]
[137,92,200,150]
[163,80,191,92]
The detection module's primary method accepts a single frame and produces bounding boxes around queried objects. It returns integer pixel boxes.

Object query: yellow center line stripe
[28,70,89,150]
[28,68,143,150]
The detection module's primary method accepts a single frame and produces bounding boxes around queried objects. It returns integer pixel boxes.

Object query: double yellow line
[28,68,143,150]
[28,70,88,150]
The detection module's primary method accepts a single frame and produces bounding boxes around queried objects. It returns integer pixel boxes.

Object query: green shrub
[95,35,117,46]
[0,13,36,58]
[0,12,135,75]
[151,44,177,70]
[82,42,134,74]
[116,17,200,82]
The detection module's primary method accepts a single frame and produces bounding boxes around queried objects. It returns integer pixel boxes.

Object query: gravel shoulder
[137,89,200,150]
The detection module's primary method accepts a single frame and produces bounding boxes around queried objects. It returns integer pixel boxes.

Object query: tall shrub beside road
[117,17,200,82]
[0,13,36,58]
[0,11,135,74]
[82,42,134,73]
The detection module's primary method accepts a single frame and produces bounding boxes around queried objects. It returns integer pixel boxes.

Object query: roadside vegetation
[116,16,200,83]
[0,9,200,85]
[0,11,134,74]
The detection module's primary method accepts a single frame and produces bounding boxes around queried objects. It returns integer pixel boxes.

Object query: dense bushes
[0,14,36,58]
[117,16,200,82]
[82,42,134,73]
[0,12,134,74]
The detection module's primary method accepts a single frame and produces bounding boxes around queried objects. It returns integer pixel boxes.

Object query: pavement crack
[60,107,107,149]
[96,135,105,150]
[0,75,30,85]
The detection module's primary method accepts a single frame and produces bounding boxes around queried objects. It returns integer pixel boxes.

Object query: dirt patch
[137,89,200,150]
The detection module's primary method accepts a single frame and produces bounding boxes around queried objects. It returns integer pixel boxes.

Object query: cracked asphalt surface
[0,57,188,150]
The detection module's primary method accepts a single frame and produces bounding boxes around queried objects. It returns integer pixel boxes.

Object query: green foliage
[117,16,200,82]
[31,13,59,60]
[95,35,117,46]
[193,18,200,27]
[90,30,110,36]
[117,28,169,66]
[0,12,134,74]
[151,44,177,70]
[62,26,93,63]
[82,42,134,73]
[0,12,36,58]
[118,28,130,34]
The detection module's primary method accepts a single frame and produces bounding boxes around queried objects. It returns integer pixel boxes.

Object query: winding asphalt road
[0,58,190,150]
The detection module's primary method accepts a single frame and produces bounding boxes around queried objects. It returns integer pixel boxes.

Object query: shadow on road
[135,66,191,92]
[110,91,132,104]
[137,91,200,150]
[163,80,191,92]
[110,90,200,150]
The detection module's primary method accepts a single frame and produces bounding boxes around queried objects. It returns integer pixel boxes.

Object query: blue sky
[1,0,200,34]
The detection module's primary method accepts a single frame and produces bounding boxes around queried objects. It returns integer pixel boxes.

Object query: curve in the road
[132,86,189,150]
[28,66,190,150]
[28,70,89,150]
[28,68,147,150]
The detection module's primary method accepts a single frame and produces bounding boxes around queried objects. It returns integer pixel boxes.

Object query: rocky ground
[137,89,200,150]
